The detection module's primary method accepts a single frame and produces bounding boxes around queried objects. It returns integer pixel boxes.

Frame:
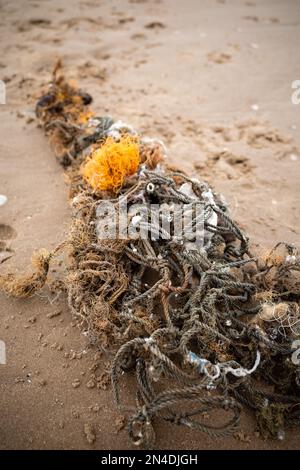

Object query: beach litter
[1,62,299,447]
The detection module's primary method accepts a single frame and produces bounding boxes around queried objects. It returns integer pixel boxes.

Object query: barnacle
[82,135,140,192]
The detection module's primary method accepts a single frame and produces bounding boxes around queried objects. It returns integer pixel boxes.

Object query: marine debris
[1,63,299,447]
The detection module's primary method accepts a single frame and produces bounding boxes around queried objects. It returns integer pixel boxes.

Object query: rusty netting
[0,63,299,448]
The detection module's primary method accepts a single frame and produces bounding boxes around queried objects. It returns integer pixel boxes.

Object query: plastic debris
[1,63,300,448]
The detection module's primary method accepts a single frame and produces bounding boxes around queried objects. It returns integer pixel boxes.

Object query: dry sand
[0,0,300,450]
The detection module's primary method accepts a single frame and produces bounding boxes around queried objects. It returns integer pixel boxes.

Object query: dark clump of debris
[1,62,299,448]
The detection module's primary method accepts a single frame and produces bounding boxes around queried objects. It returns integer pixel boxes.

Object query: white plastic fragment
[0,194,7,206]
[286,255,297,264]
[179,182,198,200]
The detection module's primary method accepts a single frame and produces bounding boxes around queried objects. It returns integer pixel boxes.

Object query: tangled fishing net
[1,62,299,447]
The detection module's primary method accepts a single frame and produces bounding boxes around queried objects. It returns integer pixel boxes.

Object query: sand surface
[0,0,300,450]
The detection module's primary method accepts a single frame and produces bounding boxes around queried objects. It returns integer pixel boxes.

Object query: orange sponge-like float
[82,135,140,192]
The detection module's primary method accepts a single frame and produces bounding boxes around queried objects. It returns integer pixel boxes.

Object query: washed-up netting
[1,63,299,447]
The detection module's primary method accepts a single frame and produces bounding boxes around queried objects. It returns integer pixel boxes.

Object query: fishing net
[1,62,299,447]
